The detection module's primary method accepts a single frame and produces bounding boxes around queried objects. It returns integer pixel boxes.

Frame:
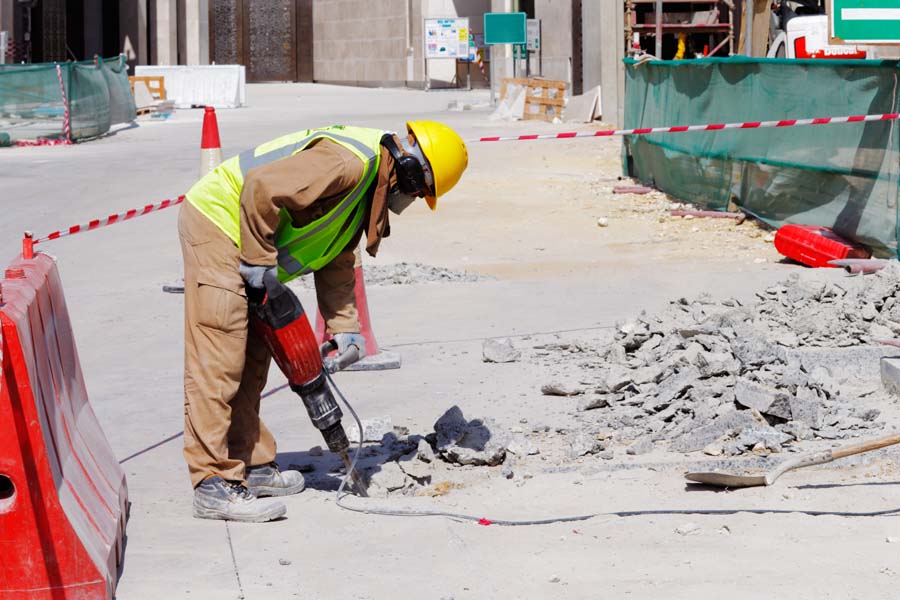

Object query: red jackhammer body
[248,270,366,495]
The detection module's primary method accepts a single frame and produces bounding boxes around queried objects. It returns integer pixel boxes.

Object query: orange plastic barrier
[0,253,128,599]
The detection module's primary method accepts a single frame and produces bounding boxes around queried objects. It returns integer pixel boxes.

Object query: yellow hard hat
[406,120,468,210]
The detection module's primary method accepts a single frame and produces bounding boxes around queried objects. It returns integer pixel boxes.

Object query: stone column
[598,1,624,127]
[489,0,515,104]
[183,0,209,65]
[581,0,601,92]
[151,0,177,65]
[120,0,149,67]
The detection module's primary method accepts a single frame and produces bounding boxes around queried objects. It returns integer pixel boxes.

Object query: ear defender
[381,134,426,195]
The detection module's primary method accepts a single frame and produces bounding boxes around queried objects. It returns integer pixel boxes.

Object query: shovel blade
[685,471,768,488]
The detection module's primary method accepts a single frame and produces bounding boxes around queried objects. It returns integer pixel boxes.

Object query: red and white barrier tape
[474,112,900,143]
[55,64,72,145]
[29,196,185,248]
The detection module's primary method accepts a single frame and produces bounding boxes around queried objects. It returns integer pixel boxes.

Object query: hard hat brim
[425,194,437,211]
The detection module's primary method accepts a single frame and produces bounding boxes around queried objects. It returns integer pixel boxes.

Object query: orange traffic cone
[200,106,222,176]
[315,246,401,371]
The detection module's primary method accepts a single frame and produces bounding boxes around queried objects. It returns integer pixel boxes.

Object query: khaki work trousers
[179,201,276,488]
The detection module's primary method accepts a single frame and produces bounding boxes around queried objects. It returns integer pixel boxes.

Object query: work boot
[246,462,306,497]
[193,476,286,522]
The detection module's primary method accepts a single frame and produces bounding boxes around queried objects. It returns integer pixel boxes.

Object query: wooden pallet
[500,77,567,122]
[128,76,167,101]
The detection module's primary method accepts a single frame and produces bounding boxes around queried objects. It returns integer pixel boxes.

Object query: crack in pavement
[225,521,245,599]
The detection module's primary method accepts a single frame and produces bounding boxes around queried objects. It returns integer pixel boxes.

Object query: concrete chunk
[734,380,792,420]
[433,406,509,466]
[482,338,521,363]
[881,357,900,397]
[347,416,394,443]
[669,409,761,453]
[788,392,822,429]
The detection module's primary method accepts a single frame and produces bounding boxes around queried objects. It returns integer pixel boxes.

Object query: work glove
[333,332,367,361]
[239,262,276,290]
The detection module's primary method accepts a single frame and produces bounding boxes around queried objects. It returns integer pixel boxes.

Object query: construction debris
[527,266,900,456]
[482,338,521,363]
[347,416,394,443]
[433,406,510,467]
[289,262,487,289]
[614,185,653,195]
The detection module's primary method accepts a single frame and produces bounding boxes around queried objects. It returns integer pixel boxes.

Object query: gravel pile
[533,266,900,457]
[290,262,487,288]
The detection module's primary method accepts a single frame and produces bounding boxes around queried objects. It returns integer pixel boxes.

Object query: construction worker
[179,122,468,522]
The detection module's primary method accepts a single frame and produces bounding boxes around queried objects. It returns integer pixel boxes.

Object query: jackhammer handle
[331,346,360,372]
[319,339,338,358]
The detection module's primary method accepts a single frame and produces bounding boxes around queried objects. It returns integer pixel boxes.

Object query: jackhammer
[247,269,368,496]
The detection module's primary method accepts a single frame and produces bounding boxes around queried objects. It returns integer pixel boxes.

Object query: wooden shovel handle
[832,432,900,460]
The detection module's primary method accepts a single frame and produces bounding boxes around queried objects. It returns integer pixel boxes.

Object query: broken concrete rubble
[541,381,584,396]
[482,338,521,363]
[522,267,900,458]
[347,416,394,443]
[433,406,510,467]
[365,461,409,497]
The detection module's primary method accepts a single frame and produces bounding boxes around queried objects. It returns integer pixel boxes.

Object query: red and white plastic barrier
[473,112,900,143]
[0,253,128,598]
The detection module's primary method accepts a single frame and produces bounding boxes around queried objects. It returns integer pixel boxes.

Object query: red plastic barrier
[0,253,128,599]
[774,224,870,268]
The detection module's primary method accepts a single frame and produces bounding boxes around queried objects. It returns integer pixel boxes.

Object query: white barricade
[134,65,246,109]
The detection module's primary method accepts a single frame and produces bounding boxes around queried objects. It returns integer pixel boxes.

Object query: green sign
[829,0,900,44]
[484,12,527,45]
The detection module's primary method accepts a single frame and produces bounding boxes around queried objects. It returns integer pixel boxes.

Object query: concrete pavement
[4,84,898,599]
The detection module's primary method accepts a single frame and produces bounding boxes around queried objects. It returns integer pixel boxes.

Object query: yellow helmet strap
[381,134,426,195]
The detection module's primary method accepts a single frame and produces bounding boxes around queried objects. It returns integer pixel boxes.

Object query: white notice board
[424,17,470,59]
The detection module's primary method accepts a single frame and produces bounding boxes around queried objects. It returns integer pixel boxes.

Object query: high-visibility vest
[185,125,384,282]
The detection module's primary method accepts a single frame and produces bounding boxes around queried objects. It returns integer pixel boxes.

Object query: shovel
[685,432,900,488]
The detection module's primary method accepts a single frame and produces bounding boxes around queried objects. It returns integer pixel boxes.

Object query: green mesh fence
[0,55,136,145]
[623,57,900,258]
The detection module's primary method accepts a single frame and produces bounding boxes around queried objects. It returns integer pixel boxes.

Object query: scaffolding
[625,0,735,59]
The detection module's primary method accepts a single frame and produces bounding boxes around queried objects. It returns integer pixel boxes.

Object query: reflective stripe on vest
[185,126,385,283]
[273,134,379,278]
